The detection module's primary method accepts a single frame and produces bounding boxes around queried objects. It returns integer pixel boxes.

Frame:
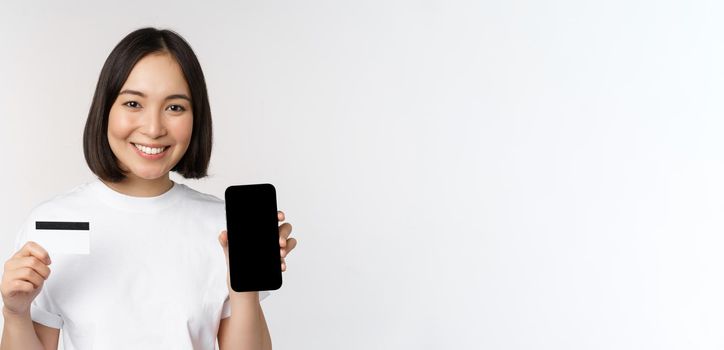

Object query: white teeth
[133,143,166,155]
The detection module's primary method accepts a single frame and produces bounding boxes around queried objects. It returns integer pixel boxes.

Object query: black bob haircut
[83,27,212,182]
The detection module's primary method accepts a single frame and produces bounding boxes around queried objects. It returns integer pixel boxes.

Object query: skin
[1,51,297,350]
[102,51,297,269]
[104,51,193,198]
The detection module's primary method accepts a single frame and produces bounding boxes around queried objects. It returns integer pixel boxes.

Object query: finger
[285,238,297,255]
[5,256,50,279]
[280,238,298,258]
[15,256,51,280]
[281,258,286,272]
[277,211,285,222]
[278,223,292,248]
[278,223,292,246]
[8,280,36,294]
[16,241,51,265]
[10,267,46,289]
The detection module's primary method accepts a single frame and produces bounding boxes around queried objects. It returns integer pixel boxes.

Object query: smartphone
[224,184,282,292]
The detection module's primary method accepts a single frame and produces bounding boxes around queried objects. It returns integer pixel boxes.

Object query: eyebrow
[118,89,191,102]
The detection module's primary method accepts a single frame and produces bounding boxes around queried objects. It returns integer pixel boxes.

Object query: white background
[1,1,724,349]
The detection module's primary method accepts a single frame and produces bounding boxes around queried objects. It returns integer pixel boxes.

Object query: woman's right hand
[1,241,52,317]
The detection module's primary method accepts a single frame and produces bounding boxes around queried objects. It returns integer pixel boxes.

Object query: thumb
[218,230,228,247]
[219,230,232,291]
[219,230,229,257]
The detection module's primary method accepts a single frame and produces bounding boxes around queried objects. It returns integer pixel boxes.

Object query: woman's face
[107,52,193,181]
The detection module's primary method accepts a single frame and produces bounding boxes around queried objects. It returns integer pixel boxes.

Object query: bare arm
[216,210,295,350]
[1,307,59,350]
[33,321,60,350]
[217,292,271,350]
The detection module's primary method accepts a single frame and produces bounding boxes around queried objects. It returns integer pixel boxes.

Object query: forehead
[121,52,190,96]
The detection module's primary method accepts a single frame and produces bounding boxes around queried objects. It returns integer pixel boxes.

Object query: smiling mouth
[132,143,169,155]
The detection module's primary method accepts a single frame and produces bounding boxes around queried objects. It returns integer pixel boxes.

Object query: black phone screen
[225,184,282,292]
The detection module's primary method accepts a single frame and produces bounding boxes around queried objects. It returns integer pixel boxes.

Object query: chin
[130,170,170,180]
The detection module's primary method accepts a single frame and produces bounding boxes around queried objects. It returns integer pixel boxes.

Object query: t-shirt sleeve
[11,213,64,329]
[220,291,271,319]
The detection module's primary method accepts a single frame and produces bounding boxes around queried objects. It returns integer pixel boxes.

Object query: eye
[167,104,186,112]
[123,101,141,108]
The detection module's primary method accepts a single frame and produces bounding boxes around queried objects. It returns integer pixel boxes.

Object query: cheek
[107,110,132,142]
[174,116,194,147]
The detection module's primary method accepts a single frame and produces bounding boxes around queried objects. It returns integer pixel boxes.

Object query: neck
[101,174,174,197]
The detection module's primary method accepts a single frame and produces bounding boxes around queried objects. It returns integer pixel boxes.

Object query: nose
[141,108,167,138]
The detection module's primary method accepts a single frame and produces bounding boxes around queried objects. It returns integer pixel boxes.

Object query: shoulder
[174,183,226,215]
[172,183,229,231]
[176,183,224,206]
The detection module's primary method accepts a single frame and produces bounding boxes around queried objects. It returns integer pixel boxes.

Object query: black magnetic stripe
[35,221,89,230]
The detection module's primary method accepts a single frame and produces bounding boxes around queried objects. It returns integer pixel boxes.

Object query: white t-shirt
[9,178,270,349]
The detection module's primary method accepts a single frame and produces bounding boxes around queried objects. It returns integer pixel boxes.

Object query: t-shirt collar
[91,178,184,212]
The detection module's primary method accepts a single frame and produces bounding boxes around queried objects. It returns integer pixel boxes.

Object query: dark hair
[83,27,212,182]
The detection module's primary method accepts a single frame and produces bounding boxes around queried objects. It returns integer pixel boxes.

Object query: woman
[0,27,297,349]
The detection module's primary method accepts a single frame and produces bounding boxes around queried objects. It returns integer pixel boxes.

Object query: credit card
[30,221,90,255]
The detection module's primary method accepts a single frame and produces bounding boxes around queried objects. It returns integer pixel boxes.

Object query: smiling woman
[105,52,194,195]
[82,28,213,197]
[1,27,295,350]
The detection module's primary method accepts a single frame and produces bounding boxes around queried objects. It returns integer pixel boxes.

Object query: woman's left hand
[277,210,297,271]
[218,210,297,272]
